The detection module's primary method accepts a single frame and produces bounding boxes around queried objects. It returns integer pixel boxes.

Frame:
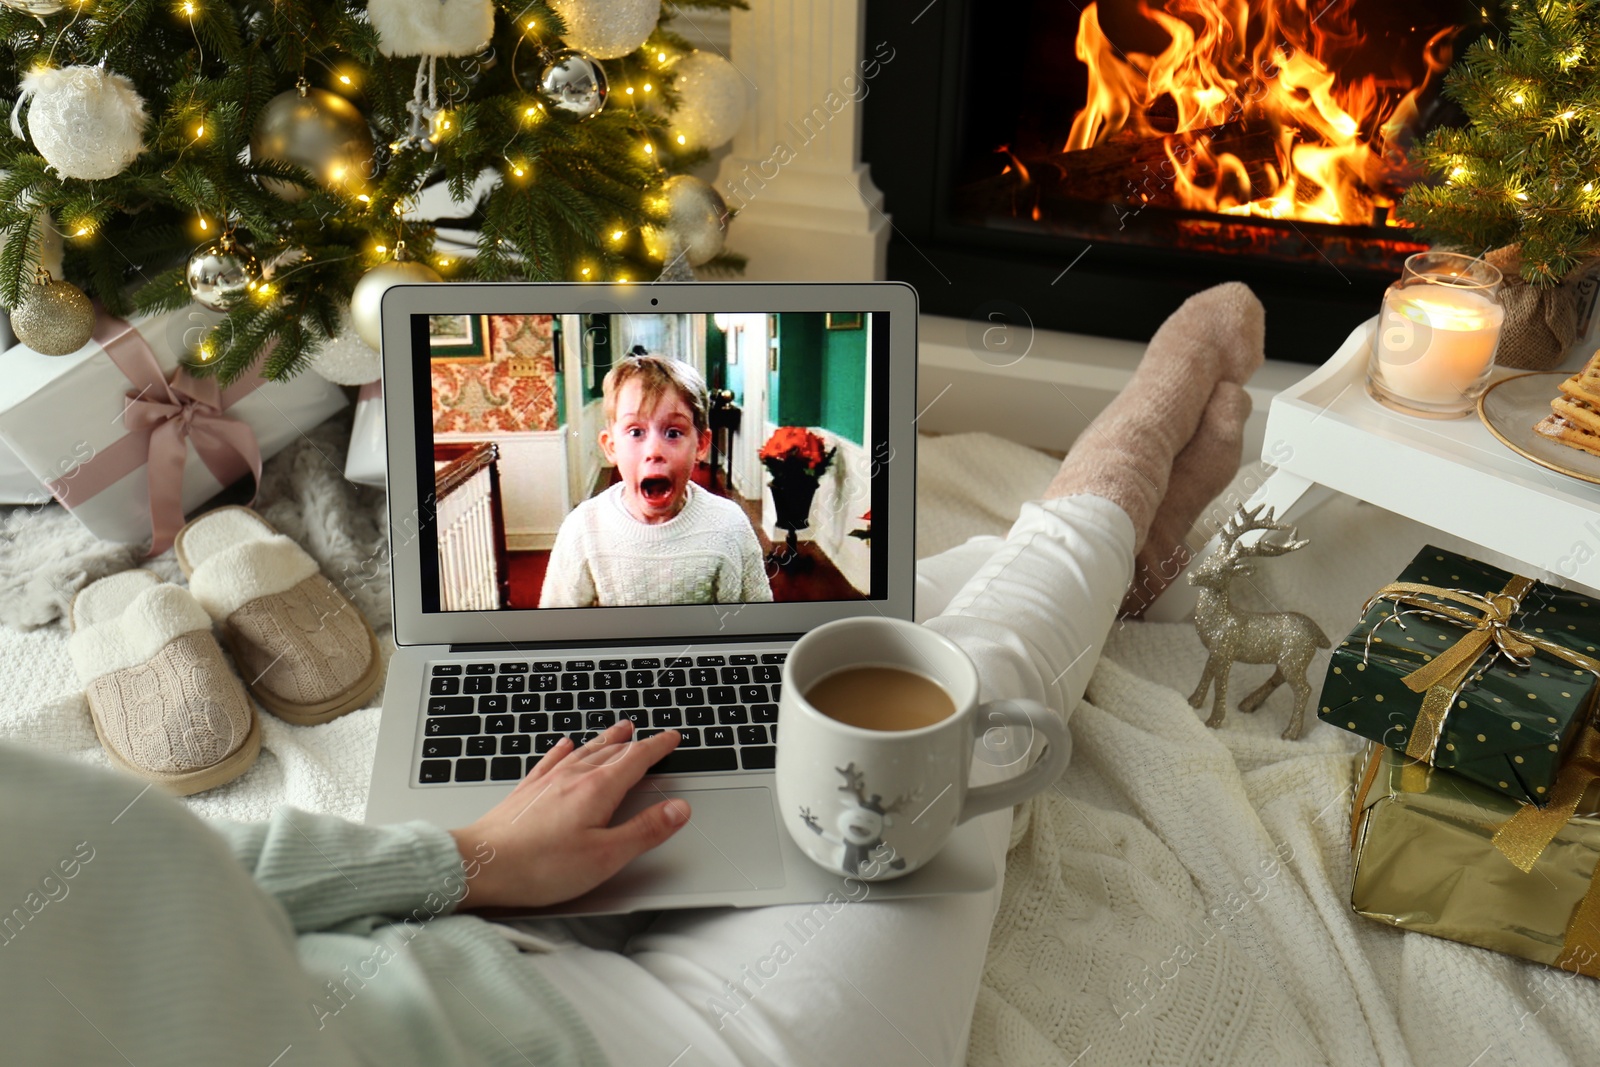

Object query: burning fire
[1066,0,1454,225]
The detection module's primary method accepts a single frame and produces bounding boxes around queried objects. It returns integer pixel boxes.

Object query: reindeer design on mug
[798,763,917,877]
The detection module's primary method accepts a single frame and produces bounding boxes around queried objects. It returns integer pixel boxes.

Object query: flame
[1066,0,1453,225]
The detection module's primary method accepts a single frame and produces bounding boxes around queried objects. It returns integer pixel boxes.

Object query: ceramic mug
[776,616,1070,880]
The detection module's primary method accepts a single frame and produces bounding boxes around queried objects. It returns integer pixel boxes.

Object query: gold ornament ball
[251,88,375,202]
[11,274,94,356]
[350,260,443,349]
[641,175,728,267]
[2,0,68,14]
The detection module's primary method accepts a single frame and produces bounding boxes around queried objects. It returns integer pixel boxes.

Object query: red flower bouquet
[759,426,836,479]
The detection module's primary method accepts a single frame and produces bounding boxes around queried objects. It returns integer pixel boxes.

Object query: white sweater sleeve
[735,522,774,603]
[539,510,596,608]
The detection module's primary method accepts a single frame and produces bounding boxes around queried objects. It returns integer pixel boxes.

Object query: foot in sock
[1044,283,1265,550]
[1119,382,1252,617]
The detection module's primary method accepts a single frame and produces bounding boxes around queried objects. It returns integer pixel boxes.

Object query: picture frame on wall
[429,314,489,361]
[825,312,863,331]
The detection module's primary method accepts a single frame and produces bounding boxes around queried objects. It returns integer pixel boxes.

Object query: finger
[603,797,692,867]
[595,726,682,781]
[574,719,637,767]
[517,735,573,786]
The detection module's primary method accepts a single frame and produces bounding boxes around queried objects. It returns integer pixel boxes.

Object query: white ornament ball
[641,175,727,267]
[549,0,658,59]
[19,66,147,180]
[350,260,443,350]
[367,0,494,58]
[311,312,383,385]
[670,51,747,150]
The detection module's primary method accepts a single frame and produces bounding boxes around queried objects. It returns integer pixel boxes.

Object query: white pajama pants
[508,495,1137,1067]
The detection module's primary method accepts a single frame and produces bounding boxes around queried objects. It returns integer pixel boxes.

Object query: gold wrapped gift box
[1351,741,1600,977]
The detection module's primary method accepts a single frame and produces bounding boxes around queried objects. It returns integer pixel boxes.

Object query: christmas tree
[0,0,747,382]
[1399,0,1600,286]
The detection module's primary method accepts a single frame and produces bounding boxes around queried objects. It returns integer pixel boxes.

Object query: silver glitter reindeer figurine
[1188,504,1330,740]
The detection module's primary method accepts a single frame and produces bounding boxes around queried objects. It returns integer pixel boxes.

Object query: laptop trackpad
[605,787,785,893]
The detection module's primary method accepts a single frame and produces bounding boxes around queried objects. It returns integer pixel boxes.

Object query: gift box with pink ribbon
[0,307,346,553]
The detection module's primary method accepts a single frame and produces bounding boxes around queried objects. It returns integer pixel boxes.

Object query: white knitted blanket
[3,428,1598,1065]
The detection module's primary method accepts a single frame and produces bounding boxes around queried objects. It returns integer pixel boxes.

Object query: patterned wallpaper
[431,314,560,433]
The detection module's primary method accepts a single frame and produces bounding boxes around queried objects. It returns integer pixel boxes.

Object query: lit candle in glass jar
[1367,252,1505,418]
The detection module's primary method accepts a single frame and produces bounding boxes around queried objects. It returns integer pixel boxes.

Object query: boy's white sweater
[540,482,773,607]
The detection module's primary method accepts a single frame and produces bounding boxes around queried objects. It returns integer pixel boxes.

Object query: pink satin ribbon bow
[45,315,264,557]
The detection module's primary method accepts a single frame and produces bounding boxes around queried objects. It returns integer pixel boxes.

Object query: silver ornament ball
[538,50,608,121]
[350,260,444,349]
[11,272,94,356]
[2,1,68,16]
[642,175,728,267]
[186,239,262,312]
[251,87,375,202]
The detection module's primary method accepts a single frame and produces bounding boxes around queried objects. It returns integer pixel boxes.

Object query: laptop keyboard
[416,652,787,784]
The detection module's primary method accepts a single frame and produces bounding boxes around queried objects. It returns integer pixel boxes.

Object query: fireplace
[862,0,1487,362]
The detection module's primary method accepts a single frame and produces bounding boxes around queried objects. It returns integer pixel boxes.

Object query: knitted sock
[1044,281,1264,550]
[1119,381,1252,617]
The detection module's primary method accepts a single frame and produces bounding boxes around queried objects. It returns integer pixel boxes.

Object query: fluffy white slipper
[176,506,381,725]
[70,569,260,796]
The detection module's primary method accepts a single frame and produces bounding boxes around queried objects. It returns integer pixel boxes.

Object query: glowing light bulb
[339,75,351,85]
[74,226,89,237]
[581,267,591,276]
[1451,166,1467,179]
[643,83,652,92]
[676,134,686,145]
[643,143,654,155]
[625,86,635,96]
[1514,190,1529,201]
[195,124,204,137]
[357,194,370,203]
[526,106,538,117]
[1561,110,1576,120]
[1512,92,1526,105]
[256,283,271,297]
[375,244,388,254]
[527,19,536,29]
[199,217,208,231]
[181,1,194,13]
[657,51,667,62]
[611,230,625,241]
[512,165,525,177]
[331,165,347,181]
[1587,182,1595,193]
[438,257,452,268]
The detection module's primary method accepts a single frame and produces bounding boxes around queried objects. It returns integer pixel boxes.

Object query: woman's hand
[448,720,691,910]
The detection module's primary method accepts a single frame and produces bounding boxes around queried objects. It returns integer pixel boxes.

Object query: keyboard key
[740,747,778,770]
[455,758,487,782]
[685,706,715,726]
[609,689,641,709]
[561,673,590,690]
[565,659,595,671]
[599,658,628,671]
[544,691,575,711]
[643,688,673,707]
[534,733,562,753]
[491,757,523,781]
[772,682,782,701]
[740,685,768,703]
[512,694,540,713]
[689,667,718,686]
[518,712,548,733]
[425,715,480,736]
[717,706,748,725]
[708,685,736,704]
[577,691,607,711]
[625,670,654,688]
[574,731,599,746]
[586,710,616,730]
[770,724,777,742]
[737,724,769,746]
[466,736,497,756]
[648,749,737,775]
[673,687,704,706]
[477,695,507,715]
[760,652,788,664]
[637,728,664,740]
[464,676,493,695]
[658,668,687,687]
[419,760,452,783]
[630,657,661,669]
[485,714,514,733]
[677,727,702,747]
[553,712,582,732]
[429,677,460,696]
[696,655,726,666]
[619,708,648,729]
[594,671,623,689]
[426,696,473,716]
[652,708,683,728]
[751,703,778,723]
[501,735,531,755]
[665,656,692,668]
[720,666,750,684]
[421,738,461,759]
[730,654,758,665]
[498,662,529,674]
[431,664,462,676]
[534,660,562,672]
[495,675,526,694]
[526,755,541,774]
[754,665,782,684]
[467,663,496,675]
[531,674,558,691]
[706,726,735,746]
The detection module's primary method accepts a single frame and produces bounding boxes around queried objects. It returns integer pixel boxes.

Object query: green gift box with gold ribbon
[1319,546,1600,809]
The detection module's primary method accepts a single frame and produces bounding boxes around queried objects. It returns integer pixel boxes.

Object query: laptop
[365,281,997,916]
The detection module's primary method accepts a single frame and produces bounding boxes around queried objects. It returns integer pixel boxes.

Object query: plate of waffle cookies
[1478,357,1600,485]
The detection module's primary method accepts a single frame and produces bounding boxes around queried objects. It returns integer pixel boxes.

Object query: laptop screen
[410,310,891,617]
